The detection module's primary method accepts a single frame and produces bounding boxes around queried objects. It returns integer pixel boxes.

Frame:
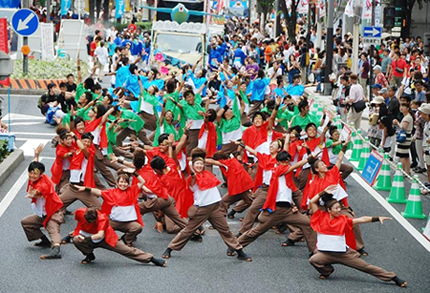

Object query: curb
[0,89,46,95]
[0,149,24,186]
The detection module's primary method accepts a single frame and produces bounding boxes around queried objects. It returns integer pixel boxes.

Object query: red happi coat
[218,157,254,196]
[134,165,169,200]
[310,209,357,250]
[73,207,118,247]
[296,136,330,177]
[27,174,63,227]
[85,117,108,149]
[100,184,144,226]
[199,121,217,157]
[187,170,221,191]
[69,144,96,188]
[253,152,277,192]
[51,144,75,185]
[262,165,298,213]
[301,165,348,210]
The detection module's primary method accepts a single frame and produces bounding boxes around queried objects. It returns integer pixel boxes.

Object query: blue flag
[116,0,125,19]
[60,0,72,16]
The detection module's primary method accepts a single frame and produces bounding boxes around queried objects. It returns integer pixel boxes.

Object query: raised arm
[309,185,338,213]
[231,140,257,157]
[335,137,350,170]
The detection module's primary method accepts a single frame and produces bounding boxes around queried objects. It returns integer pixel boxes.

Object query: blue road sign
[11,9,39,36]
[363,26,382,38]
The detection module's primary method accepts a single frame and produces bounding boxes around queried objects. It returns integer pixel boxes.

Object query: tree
[257,0,275,33]
[279,0,300,41]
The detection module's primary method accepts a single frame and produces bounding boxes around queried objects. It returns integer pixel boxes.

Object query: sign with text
[41,23,54,61]
[361,150,383,186]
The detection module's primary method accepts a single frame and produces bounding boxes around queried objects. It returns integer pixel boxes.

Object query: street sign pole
[369,0,375,102]
[23,36,28,75]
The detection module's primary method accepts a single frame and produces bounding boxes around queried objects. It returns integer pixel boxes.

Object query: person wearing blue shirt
[248,69,270,118]
[286,74,305,98]
[209,43,222,71]
[233,43,247,68]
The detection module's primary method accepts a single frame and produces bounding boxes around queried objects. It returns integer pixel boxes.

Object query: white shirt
[317,233,347,252]
[31,196,46,217]
[94,46,109,66]
[275,176,293,203]
[349,83,364,103]
[190,184,221,207]
[197,130,208,149]
[109,205,138,222]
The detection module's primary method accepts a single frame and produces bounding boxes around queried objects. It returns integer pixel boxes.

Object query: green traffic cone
[374,153,392,191]
[402,175,427,219]
[422,212,430,238]
[350,129,363,162]
[387,163,407,204]
[357,137,370,171]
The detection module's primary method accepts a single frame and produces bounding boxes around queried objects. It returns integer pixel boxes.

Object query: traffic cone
[402,175,427,219]
[387,163,407,204]
[350,129,363,162]
[357,137,370,171]
[422,213,430,239]
[374,153,392,191]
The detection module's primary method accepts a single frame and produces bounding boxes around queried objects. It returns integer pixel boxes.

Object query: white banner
[297,0,309,14]
[318,0,326,18]
[40,23,54,61]
[344,0,354,17]
[362,0,372,20]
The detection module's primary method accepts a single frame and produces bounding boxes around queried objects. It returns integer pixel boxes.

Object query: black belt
[250,100,262,104]
[261,184,269,188]
[276,202,292,207]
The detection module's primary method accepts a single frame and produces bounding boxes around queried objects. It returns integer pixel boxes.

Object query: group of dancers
[21,72,407,287]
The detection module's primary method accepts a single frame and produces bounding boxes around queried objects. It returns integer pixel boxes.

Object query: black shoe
[34,235,51,248]
[415,167,427,173]
[357,248,369,256]
[227,210,236,219]
[151,257,167,267]
[392,276,407,287]
[235,232,242,238]
[65,209,74,215]
[236,249,252,262]
[162,248,172,259]
[281,239,295,247]
[226,248,236,257]
[81,252,95,264]
[190,234,203,242]
[410,162,418,169]
[40,246,61,259]
[61,235,72,244]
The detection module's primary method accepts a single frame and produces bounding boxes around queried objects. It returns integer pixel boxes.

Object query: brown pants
[247,101,263,119]
[109,220,143,245]
[55,170,70,194]
[168,202,242,251]
[112,145,134,159]
[309,248,396,281]
[139,197,188,229]
[296,168,311,191]
[116,128,151,147]
[221,190,254,213]
[185,129,200,156]
[165,216,182,234]
[232,199,252,213]
[139,111,157,131]
[339,163,354,181]
[238,186,269,234]
[60,183,101,209]
[73,236,153,263]
[21,211,64,245]
[94,147,122,188]
[218,142,238,155]
[238,206,317,252]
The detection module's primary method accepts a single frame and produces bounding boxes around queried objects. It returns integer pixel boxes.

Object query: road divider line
[0,166,30,219]
[351,173,430,252]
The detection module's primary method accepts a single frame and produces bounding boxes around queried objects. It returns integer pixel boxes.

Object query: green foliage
[0,140,9,163]
[114,22,153,32]
[11,59,90,80]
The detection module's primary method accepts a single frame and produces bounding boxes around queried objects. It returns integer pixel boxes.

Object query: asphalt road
[0,94,429,293]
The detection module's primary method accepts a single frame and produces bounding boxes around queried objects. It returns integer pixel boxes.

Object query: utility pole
[323,0,334,95]
[369,0,376,102]
[23,0,29,75]
[46,0,50,23]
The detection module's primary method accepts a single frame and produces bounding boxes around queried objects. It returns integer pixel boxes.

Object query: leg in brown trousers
[221,190,254,213]
[238,186,268,234]
[309,249,396,281]
[139,197,188,229]
[94,147,122,188]
[56,170,70,194]
[116,128,151,147]
[185,129,200,157]
[60,184,101,210]
[109,220,143,245]
[21,211,64,245]
[340,163,354,181]
[73,237,153,263]
[168,202,243,251]
[238,207,316,252]
[296,168,311,191]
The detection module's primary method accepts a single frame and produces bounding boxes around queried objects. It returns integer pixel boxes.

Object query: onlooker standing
[374,65,388,89]
[390,52,406,87]
[381,48,392,76]
[359,53,370,98]
[393,103,414,175]
[92,41,109,81]
[346,74,365,129]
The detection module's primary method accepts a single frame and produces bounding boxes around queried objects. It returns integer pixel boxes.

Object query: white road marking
[9,122,45,126]
[13,132,55,137]
[0,161,35,218]
[351,173,430,253]
[19,139,50,156]
[3,113,46,121]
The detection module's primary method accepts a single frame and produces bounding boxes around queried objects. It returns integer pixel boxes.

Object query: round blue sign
[11,9,39,37]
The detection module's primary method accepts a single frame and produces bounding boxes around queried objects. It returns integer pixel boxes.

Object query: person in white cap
[368,96,388,147]
[418,103,430,187]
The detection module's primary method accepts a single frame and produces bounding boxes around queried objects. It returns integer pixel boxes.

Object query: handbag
[352,100,366,112]
[396,129,407,143]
